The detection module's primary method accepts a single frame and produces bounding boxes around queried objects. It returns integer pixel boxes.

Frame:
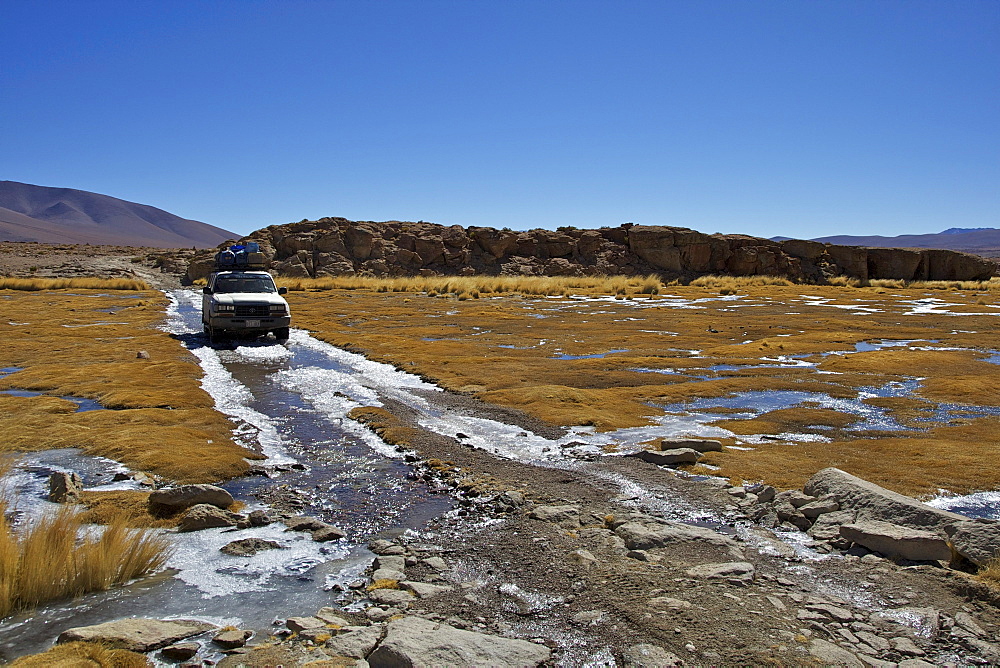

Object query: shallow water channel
[0,291,455,660]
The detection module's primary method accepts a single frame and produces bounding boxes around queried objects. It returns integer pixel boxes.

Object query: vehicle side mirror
[203,287,212,295]
[278,287,287,295]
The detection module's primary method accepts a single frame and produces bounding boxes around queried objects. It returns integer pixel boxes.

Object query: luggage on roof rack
[214,243,266,270]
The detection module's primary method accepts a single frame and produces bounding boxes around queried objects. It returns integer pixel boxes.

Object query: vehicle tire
[273,327,290,343]
[208,326,225,345]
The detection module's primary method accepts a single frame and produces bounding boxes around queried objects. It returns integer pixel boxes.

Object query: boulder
[315,607,352,627]
[840,521,952,561]
[367,616,550,667]
[374,555,406,572]
[285,616,325,632]
[283,515,329,532]
[528,504,580,527]
[615,520,744,560]
[369,587,416,607]
[402,581,453,599]
[161,642,200,660]
[149,484,234,511]
[212,628,252,649]
[324,624,385,659]
[178,504,241,532]
[807,509,856,541]
[58,618,216,652]
[799,496,840,518]
[48,471,83,503]
[630,448,702,466]
[312,525,346,542]
[809,638,864,668]
[944,519,1000,566]
[804,468,966,535]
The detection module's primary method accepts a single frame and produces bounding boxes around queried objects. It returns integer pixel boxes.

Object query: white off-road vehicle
[201,247,290,344]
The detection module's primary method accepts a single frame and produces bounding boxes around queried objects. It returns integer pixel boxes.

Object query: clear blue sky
[2,0,997,239]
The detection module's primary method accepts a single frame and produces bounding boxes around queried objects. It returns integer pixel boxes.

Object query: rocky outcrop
[186,218,995,283]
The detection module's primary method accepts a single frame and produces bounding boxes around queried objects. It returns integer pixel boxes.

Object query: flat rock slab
[58,618,216,652]
[840,521,952,562]
[621,643,684,667]
[615,520,744,560]
[528,504,580,527]
[367,616,550,667]
[325,625,385,659]
[809,638,864,668]
[659,437,723,452]
[630,448,702,466]
[685,561,756,583]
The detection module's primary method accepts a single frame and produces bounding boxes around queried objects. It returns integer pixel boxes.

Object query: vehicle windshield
[214,275,277,294]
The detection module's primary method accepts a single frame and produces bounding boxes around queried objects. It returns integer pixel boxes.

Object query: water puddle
[0,389,104,412]
[552,349,628,360]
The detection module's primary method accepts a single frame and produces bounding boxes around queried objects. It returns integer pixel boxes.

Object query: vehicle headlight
[215,304,235,313]
[270,304,287,314]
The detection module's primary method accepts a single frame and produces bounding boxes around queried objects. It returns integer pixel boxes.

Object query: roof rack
[214,243,266,270]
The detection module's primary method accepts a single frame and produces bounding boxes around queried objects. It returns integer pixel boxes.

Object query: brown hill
[0,181,238,248]
[187,217,996,283]
[812,228,1000,259]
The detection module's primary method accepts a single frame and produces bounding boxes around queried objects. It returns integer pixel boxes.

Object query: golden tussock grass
[0,499,170,619]
[976,558,1000,587]
[0,277,150,292]
[688,275,794,289]
[9,641,151,667]
[278,273,666,297]
[0,289,255,482]
[79,491,185,529]
[288,281,1000,496]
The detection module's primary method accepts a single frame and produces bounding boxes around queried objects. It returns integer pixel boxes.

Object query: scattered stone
[754,485,777,503]
[48,471,83,503]
[325,624,385,659]
[149,484,234,511]
[630,448,702,466]
[366,616,550,667]
[372,568,406,582]
[366,606,395,622]
[283,515,329,532]
[615,520,745,560]
[804,602,855,623]
[568,548,597,570]
[897,660,937,668]
[808,638,864,668]
[659,437,723,452]
[685,561,755,584]
[369,539,405,555]
[213,628,252,649]
[726,486,747,499]
[808,509,856,541]
[626,549,652,561]
[369,587,415,607]
[422,556,449,571]
[285,616,326,632]
[799,496,840,519]
[160,642,200,661]
[775,490,816,508]
[177,504,241,532]
[855,630,891,651]
[571,610,606,625]
[890,636,926,656]
[136,350,150,359]
[312,525,346,542]
[528,504,580,527]
[766,595,786,611]
[840,521,952,562]
[953,611,987,638]
[402,581,453,599]
[57,618,216,652]
[220,537,282,557]
[499,490,525,506]
[247,509,272,527]
[314,608,351,627]
[648,596,692,610]
[375,555,406,572]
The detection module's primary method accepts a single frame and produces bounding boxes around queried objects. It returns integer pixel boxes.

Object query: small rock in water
[48,471,83,504]
[212,628,252,649]
[160,642,200,661]
[220,537,283,557]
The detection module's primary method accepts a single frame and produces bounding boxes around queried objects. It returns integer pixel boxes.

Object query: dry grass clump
[0,277,149,291]
[278,274,666,297]
[688,275,793,290]
[9,641,152,667]
[0,500,169,619]
[976,558,1000,588]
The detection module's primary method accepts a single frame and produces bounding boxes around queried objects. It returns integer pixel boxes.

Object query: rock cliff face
[186,218,995,283]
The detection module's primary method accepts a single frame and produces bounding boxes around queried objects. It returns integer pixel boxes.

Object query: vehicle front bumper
[207,314,291,334]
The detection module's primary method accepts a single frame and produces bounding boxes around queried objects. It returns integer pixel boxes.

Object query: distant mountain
[810,228,1000,258]
[0,181,238,248]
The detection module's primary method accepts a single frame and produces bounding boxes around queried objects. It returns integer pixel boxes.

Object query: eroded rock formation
[186,218,995,282]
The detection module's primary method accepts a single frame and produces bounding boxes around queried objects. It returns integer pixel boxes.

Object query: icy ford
[202,270,290,344]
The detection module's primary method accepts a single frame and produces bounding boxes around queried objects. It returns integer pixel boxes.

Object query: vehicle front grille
[234,304,269,317]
